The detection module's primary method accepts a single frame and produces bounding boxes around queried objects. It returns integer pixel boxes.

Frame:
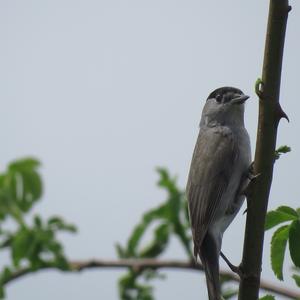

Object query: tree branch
[239,0,291,299]
[3,259,300,299]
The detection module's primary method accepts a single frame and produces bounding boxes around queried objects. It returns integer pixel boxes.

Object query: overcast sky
[1,0,299,299]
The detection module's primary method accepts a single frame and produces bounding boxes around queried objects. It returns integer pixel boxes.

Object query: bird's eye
[215,94,222,103]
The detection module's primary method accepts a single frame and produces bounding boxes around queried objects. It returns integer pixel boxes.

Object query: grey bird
[186,87,251,300]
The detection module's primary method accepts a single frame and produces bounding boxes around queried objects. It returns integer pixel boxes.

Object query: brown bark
[3,259,299,299]
[238,1,291,299]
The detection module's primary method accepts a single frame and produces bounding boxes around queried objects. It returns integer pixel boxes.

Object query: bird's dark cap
[206,87,244,101]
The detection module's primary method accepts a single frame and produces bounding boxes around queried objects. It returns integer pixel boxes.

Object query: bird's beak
[232,95,250,105]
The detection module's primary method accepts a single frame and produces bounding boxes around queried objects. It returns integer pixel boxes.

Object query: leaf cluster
[0,158,77,298]
[115,168,237,300]
[265,206,300,287]
[115,168,192,300]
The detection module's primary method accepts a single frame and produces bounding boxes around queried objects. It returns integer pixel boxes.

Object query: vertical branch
[238,1,291,299]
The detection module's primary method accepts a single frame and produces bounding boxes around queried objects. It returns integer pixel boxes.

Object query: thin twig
[3,259,300,299]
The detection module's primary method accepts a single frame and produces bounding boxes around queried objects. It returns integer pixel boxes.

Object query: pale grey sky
[1,0,299,299]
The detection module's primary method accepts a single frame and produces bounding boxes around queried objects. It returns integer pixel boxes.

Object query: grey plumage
[186,87,251,300]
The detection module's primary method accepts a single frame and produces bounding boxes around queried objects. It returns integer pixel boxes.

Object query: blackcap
[186,87,251,300]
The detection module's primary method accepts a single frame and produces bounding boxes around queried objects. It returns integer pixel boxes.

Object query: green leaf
[173,221,192,258]
[277,206,299,218]
[222,289,238,299]
[8,158,40,171]
[143,269,166,281]
[8,158,42,211]
[1,267,12,283]
[117,167,192,299]
[156,168,179,196]
[55,255,70,270]
[47,216,77,233]
[126,205,167,257]
[259,295,275,300]
[11,228,34,266]
[115,243,126,258]
[270,225,289,280]
[292,274,300,287]
[6,168,43,213]
[34,215,42,228]
[289,220,300,268]
[0,284,4,299]
[276,145,291,153]
[48,241,63,254]
[140,223,169,258]
[22,170,43,202]
[275,145,291,160]
[265,207,298,231]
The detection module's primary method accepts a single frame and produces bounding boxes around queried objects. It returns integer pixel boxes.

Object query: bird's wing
[186,127,238,256]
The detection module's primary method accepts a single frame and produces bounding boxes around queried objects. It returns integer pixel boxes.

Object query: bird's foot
[241,162,260,199]
[220,252,243,277]
[247,162,260,181]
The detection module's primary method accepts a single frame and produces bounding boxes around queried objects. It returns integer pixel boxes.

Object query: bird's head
[200,87,249,127]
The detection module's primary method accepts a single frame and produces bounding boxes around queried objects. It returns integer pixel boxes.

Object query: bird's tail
[199,233,222,300]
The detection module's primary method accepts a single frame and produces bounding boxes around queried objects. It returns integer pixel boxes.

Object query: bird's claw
[248,172,261,181]
[247,162,260,181]
[220,252,243,277]
[240,162,260,200]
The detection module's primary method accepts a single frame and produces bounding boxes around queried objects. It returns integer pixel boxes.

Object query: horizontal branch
[3,259,300,299]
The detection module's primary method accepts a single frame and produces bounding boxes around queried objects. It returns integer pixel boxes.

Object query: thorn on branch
[276,103,289,122]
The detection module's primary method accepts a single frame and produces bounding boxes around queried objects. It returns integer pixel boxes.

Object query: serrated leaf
[292,274,300,287]
[271,225,289,280]
[259,295,275,300]
[289,220,300,268]
[265,209,297,231]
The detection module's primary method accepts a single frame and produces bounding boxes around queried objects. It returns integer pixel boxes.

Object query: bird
[186,86,251,300]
